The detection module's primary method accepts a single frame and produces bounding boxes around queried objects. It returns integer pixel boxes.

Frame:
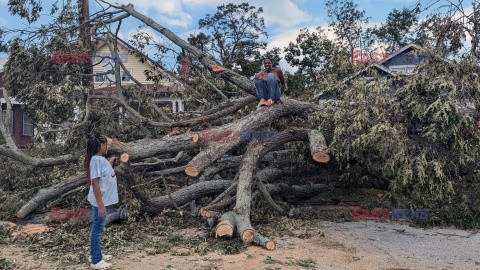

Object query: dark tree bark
[16,173,85,218]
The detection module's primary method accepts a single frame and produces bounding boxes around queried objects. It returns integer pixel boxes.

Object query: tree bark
[308,130,330,163]
[233,128,327,242]
[185,99,319,177]
[16,173,85,218]
[253,231,276,250]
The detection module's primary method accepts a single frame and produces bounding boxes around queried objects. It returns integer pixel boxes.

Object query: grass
[0,258,16,269]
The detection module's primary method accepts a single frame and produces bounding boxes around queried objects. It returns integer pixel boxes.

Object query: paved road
[320,220,480,269]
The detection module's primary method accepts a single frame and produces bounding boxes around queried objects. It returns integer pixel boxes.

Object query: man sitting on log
[254,58,286,106]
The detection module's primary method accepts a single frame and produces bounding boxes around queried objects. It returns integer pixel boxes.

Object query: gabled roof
[379,43,423,64]
[95,35,201,97]
[342,63,395,84]
[381,42,452,65]
[313,63,394,99]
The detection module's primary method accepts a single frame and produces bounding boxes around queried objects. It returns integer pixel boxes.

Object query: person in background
[84,133,118,270]
[254,58,286,106]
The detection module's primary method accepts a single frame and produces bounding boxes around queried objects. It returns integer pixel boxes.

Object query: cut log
[185,166,200,177]
[241,228,254,243]
[234,128,311,242]
[16,173,85,218]
[308,130,330,163]
[235,209,254,243]
[145,166,186,177]
[120,153,130,163]
[105,208,129,227]
[215,211,236,238]
[253,231,276,250]
[200,208,221,219]
[193,133,200,143]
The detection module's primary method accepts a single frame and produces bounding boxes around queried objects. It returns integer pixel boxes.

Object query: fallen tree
[2,0,479,249]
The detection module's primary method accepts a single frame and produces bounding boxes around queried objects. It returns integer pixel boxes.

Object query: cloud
[0,0,7,4]
[0,16,6,25]
[265,21,391,73]
[260,0,312,27]
[266,25,335,51]
[184,0,311,27]
[111,0,193,27]
[120,28,165,45]
[111,0,310,28]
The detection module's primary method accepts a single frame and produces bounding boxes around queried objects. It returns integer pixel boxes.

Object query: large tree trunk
[16,173,85,218]
[185,99,320,177]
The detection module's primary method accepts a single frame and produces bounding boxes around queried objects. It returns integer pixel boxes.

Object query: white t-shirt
[87,155,119,207]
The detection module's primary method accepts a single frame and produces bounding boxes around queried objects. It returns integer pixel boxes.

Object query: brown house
[0,36,194,148]
[0,58,34,148]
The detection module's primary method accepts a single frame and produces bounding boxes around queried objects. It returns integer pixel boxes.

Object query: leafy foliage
[313,57,480,213]
[325,0,371,52]
[372,7,421,52]
[284,27,357,98]
[197,3,267,75]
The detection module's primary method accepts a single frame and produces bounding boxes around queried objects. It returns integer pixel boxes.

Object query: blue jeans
[254,73,281,101]
[90,206,108,264]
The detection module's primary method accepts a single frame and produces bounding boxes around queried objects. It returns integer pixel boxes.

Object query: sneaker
[258,99,267,106]
[89,255,112,263]
[265,99,274,106]
[90,259,112,269]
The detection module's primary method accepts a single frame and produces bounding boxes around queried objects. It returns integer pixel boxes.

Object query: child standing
[84,133,118,269]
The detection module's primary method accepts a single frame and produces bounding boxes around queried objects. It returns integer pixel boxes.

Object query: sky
[0,0,461,72]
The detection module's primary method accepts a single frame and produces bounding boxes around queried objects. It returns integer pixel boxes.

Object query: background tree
[284,27,355,98]
[325,0,372,55]
[187,32,212,54]
[372,6,421,52]
[198,3,268,73]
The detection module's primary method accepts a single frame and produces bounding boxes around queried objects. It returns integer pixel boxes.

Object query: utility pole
[78,0,93,104]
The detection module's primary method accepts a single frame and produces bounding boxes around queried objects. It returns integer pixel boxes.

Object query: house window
[121,69,132,82]
[95,69,132,83]
[2,110,14,134]
[94,70,106,83]
[23,114,34,136]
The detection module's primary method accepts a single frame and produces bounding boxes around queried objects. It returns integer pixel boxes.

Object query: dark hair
[264,58,272,63]
[85,133,107,185]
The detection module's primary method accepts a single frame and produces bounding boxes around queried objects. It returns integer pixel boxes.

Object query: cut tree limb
[233,128,322,242]
[185,99,321,177]
[16,173,85,218]
[255,175,286,214]
[215,211,236,238]
[308,130,330,163]
[200,208,221,219]
[253,231,276,250]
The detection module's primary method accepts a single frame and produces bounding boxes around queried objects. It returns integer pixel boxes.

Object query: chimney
[180,49,190,82]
